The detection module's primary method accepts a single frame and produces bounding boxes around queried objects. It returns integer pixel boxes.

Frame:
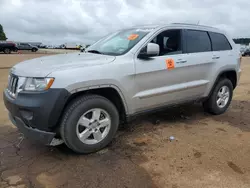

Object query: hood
[11,52,116,77]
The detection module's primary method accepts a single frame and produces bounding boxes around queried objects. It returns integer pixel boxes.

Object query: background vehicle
[4,23,241,154]
[0,41,18,54]
[16,43,38,52]
[38,44,47,48]
[242,49,250,56]
[63,43,79,50]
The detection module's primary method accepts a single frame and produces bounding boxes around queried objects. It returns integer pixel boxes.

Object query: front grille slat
[13,77,18,94]
[7,74,19,97]
[11,77,15,93]
[9,76,13,91]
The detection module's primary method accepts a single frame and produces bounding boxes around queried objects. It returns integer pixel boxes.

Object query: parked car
[0,41,18,54]
[38,44,47,48]
[16,43,38,52]
[4,23,241,154]
[242,49,250,56]
[59,44,65,49]
[47,45,54,49]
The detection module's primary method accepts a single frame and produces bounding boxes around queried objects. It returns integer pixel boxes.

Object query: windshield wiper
[86,50,102,54]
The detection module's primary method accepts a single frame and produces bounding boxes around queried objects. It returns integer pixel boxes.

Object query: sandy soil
[0,54,250,188]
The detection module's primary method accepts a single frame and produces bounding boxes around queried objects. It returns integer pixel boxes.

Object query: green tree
[0,24,7,41]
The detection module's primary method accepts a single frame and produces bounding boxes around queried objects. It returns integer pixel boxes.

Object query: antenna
[197,20,200,25]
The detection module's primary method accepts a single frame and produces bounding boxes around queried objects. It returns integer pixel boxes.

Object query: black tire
[31,48,37,52]
[3,48,11,54]
[60,95,119,154]
[203,78,233,115]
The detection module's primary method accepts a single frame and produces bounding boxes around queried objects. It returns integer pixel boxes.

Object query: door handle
[212,56,220,59]
[176,60,187,64]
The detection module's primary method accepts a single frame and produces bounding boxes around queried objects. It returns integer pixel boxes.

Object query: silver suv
[4,23,241,153]
[16,43,38,52]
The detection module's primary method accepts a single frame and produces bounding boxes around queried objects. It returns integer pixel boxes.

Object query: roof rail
[171,23,216,29]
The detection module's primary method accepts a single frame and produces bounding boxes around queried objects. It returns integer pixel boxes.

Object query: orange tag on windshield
[128,34,139,40]
[166,59,175,70]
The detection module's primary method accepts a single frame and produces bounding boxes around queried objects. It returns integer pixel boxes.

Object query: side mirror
[138,43,159,58]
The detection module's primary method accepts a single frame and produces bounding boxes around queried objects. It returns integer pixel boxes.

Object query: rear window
[209,32,232,51]
[185,30,211,53]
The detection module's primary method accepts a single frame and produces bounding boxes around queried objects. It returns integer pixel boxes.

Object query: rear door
[24,43,31,50]
[19,43,30,50]
[182,29,214,98]
[206,32,235,94]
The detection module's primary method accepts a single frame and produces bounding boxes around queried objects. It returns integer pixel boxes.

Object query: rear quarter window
[209,32,232,51]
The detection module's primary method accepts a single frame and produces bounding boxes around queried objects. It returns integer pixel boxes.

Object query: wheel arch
[60,85,129,124]
[208,69,237,97]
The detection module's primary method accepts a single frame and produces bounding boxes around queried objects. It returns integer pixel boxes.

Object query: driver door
[134,29,187,112]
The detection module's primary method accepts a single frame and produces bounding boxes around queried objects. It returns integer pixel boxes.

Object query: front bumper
[9,113,55,145]
[3,88,70,144]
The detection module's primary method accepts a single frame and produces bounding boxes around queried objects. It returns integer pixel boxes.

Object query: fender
[66,83,129,114]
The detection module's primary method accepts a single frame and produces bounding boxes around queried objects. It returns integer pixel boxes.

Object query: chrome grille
[7,74,19,97]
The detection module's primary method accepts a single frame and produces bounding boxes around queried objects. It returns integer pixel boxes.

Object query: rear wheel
[60,95,119,154]
[203,78,233,115]
[3,48,11,54]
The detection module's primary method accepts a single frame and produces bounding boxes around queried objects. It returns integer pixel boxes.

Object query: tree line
[0,24,7,40]
[233,38,250,45]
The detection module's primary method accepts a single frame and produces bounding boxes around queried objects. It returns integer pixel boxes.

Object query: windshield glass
[87,28,153,56]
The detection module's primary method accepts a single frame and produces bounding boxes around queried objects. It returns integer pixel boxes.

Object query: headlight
[23,78,54,91]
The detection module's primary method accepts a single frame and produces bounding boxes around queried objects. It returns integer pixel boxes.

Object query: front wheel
[60,95,119,154]
[203,78,233,115]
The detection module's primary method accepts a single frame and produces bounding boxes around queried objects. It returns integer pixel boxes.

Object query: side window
[149,29,182,56]
[20,43,28,46]
[185,30,211,53]
[209,32,232,51]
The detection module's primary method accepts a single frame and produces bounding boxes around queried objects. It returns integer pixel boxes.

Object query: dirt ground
[0,54,250,188]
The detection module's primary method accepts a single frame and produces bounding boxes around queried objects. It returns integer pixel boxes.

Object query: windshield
[87,28,153,56]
